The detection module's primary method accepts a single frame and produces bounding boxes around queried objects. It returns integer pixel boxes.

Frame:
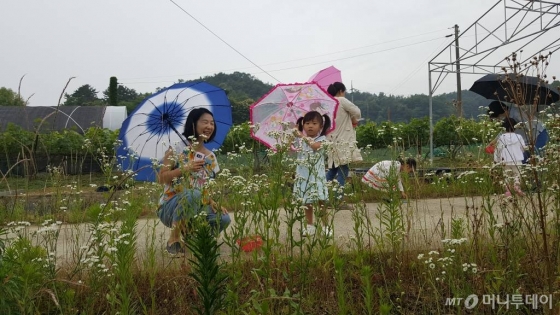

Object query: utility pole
[454,24,463,117]
[350,81,355,103]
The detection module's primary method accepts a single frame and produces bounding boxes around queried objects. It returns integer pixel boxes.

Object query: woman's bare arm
[157,149,203,184]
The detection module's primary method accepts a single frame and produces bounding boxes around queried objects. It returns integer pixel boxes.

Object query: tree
[108,77,118,106]
[180,72,273,102]
[121,93,150,114]
[230,97,253,124]
[103,84,139,103]
[63,84,102,106]
[102,85,144,114]
[0,87,26,106]
[149,71,503,124]
[433,116,480,159]
[401,117,430,154]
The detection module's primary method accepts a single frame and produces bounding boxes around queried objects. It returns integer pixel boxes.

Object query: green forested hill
[183,72,273,124]
[11,72,553,125]
[344,90,489,123]
[180,72,517,124]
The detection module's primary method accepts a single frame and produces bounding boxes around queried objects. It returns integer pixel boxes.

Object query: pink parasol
[249,82,339,150]
[307,66,342,91]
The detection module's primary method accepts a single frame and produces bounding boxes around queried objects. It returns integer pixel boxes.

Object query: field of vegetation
[1,58,560,314]
[0,112,558,314]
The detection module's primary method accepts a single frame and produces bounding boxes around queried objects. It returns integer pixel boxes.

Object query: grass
[3,50,558,313]
[0,164,487,226]
[1,127,559,314]
[0,172,107,193]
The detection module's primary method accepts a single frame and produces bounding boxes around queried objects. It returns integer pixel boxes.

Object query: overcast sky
[2,0,559,107]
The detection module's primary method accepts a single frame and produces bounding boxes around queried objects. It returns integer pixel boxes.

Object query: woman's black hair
[487,100,507,118]
[326,82,346,97]
[296,111,332,136]
[502,117,518,132]
[397,157,417,171]
[182,108,217,142]
[405,158,417,171]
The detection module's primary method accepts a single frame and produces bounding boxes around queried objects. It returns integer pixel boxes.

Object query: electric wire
[120,24,546,83]
[125,5,557,91]
[246,28,452,67]
[259,37,446,73]
[120,28,451,82]
[168,0,281,83]
[120,36,447,85]
[387,38,451,95]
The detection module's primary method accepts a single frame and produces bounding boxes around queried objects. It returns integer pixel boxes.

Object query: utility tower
[427,0,560,164]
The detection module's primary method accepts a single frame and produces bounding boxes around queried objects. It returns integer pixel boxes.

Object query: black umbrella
[469,73,559,105]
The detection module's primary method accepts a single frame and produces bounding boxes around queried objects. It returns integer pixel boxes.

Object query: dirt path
[4,196,495,267]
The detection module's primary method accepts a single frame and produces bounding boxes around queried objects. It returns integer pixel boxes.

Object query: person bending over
[361,158,416,199]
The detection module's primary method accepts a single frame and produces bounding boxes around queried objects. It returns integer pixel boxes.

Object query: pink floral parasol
[308,66,342,91]
[249,82,339,150]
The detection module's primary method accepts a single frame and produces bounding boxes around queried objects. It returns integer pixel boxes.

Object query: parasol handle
[168,121,189,147]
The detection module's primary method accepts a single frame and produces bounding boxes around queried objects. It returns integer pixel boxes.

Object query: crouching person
[157,188,231,256]
[157,108,231,256]
[361,158,416,200]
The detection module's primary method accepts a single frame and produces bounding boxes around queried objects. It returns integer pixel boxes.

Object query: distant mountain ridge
[181,71,510,124]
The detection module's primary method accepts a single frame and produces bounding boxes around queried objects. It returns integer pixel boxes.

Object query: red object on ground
[236,235,263,252]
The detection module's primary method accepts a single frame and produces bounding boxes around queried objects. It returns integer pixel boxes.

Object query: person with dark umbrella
[487,100,549,160]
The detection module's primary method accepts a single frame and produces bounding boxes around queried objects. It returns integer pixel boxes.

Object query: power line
[120,24,542,84]
[388,38,450,95]
[120,28,451,82]
[168,0,280,83]
[120,36,447,86]
[254,28,451,67]
[383,25,557,95]
[260,37,446,73]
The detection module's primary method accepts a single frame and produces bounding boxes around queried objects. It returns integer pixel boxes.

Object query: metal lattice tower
[428,0,560,162]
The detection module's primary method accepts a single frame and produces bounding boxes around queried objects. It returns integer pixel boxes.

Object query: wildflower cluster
[462,262,478,274]
[417,237,478,287]
[6,220,31,234]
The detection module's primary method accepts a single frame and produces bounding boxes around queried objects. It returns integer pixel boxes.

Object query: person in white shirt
[487,100,548,161]
[494,117,526,196]
[361,158,416,199]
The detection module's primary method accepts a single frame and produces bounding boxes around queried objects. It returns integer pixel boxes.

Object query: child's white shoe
[323,226,333,238]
